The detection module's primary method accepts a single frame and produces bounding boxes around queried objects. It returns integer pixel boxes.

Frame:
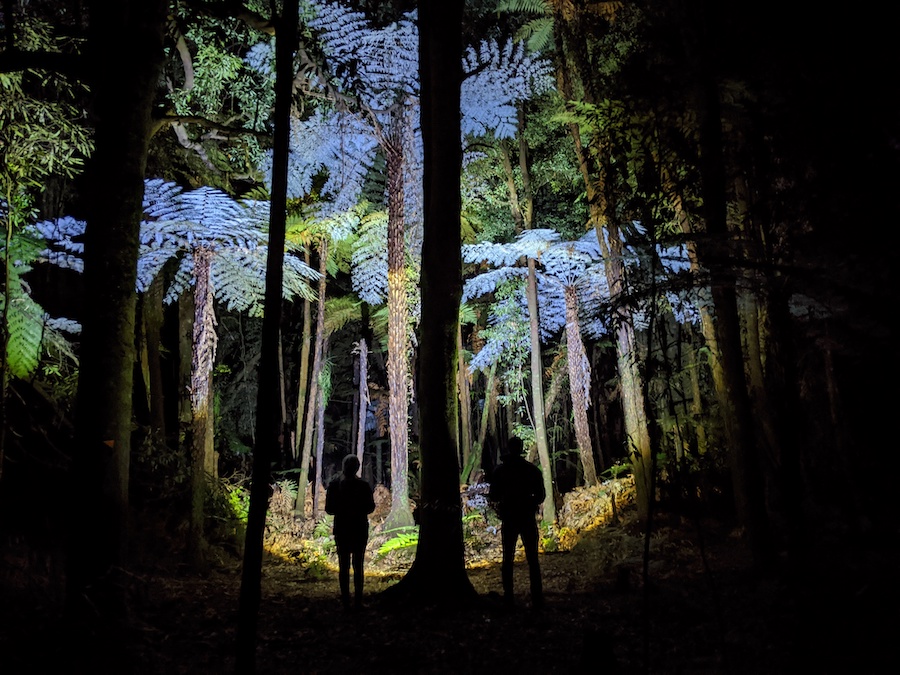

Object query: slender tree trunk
[457,324,472,472]
[563,285,598,486]
[293,249,313,462]
[526,260,556,522]
[355,338,368,466]
[499,108,555,518]
[294,238,327,519]
[312,334,329,518]
[143,274,167,440]
[475,362,497,478]
[235,2,297,670]
[383,117,413,530]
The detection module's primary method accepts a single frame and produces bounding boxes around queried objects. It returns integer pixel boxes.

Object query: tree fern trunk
[189,246,216,566]
[383,118,413,530]
[564,285,598,486]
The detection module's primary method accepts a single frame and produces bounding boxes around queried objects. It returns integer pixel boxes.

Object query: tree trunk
[143,274,167,440]
[188,246,217,565]
[294,237,327,519]
[292,249,313,462]
[563,285,598,486]
[383,0,475,604]
[65,0,167,636]
[312,334,329,518]
[235,2,297,670]
[356,338,368,466]
[526,260,557,522]
[383,116,414,530]
[691,68,771,563]
[457,323,472,473]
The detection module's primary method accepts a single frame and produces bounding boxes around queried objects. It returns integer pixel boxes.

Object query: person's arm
[533,465,546,504]
[365,483,375,515]
[325,479,339,515]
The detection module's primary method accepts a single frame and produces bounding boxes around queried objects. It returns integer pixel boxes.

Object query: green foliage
[313,516,333,540]
[224,482,251,523]
[377,526,419,556]
[602,460,632,480]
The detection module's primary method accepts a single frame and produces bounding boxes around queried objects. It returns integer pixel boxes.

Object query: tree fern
[36,179,321,314]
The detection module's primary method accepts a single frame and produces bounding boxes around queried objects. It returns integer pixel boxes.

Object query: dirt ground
[2,481,897,674]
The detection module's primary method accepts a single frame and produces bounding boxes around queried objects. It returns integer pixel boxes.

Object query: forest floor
[2,479,897,674]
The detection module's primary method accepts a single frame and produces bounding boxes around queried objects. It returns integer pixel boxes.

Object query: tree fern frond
[462,267,527,303]
[4,292,44,379]
[461,38,553,140]
[324,295,361,334]
[351,209,388,305]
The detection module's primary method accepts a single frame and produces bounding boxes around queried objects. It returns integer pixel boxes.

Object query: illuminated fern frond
[351,210,388,305]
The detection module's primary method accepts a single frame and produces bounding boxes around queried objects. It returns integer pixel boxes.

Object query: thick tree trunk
[235,2,297,670]
[383,0,475,604]
[65,0,167,637]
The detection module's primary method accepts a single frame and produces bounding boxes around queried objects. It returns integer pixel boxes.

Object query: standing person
[325,454,375,610]
[488,437,545,609]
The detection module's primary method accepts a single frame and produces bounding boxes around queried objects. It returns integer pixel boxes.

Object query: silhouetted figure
[488,437,545,608]
[325,455,375,609]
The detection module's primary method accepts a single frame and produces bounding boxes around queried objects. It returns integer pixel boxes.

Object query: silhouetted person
[488,437,545,608]
[325,454,375,609]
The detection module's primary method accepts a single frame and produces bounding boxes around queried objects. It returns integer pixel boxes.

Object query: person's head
[342,454,361,477]
[504,436,525,458]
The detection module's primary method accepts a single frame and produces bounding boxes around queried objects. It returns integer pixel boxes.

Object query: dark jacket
[325,475,376,545]
[488,454,545,521]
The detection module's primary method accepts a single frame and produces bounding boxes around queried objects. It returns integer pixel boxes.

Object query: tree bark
[382,0,475,604]
[235,1,298,670]
[563,285,598,486]
[294,238,327,519]
[292,249,313,462]
[188,246,217,566]
[383,114,414,530]
[65,0,167,636]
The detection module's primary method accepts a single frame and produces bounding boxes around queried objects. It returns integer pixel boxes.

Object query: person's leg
[521,517,543,607]
[337,544,351,608]
[501,521,519,604]
[351,545,365,606]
